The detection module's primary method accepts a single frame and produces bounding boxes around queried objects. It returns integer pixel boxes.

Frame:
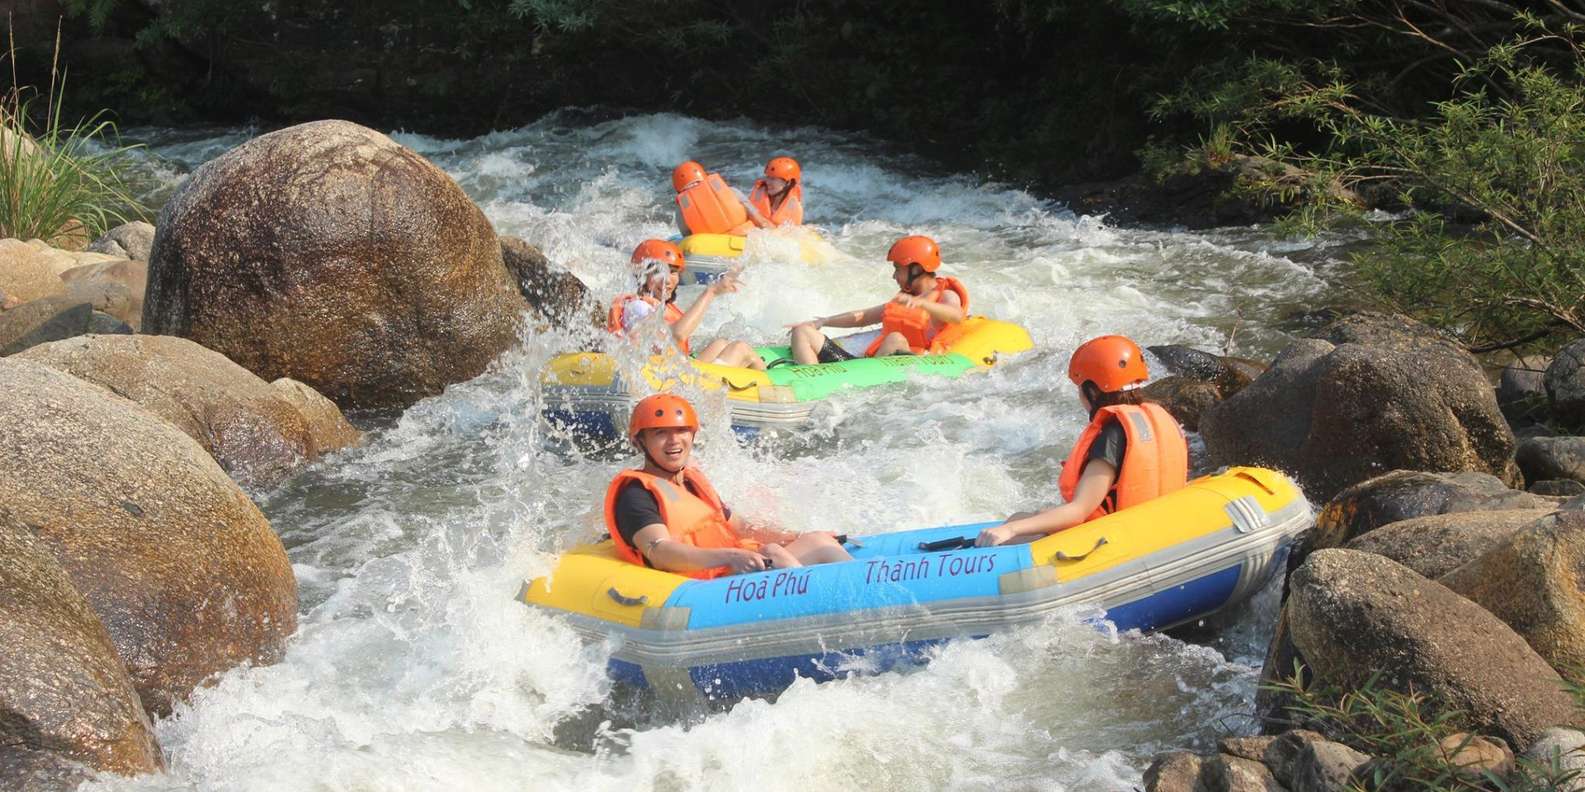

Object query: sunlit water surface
[84,112,1348,791]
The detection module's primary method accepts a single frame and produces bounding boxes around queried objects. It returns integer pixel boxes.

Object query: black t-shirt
[1084,421,1128,474]
[611,478,731,564]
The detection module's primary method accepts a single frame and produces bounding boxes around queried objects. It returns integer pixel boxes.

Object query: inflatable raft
[542,317,1034,438]
[675,232,824,283]
[519,467,1311,702]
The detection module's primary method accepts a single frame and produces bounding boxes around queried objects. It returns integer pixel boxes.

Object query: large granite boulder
[1201,314,1518,502]
[1284,549,1578,750]
[1311,470,1557,553]
[1548,339,1585,428]
[0,509,162,782]
[0,359,298,716]
[19,334,359,488]
[143,119,527,409]
[1441,511,1585,682]
[1344,509,1554,579]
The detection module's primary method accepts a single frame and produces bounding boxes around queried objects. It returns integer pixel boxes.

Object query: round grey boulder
[1202,313,1518,503]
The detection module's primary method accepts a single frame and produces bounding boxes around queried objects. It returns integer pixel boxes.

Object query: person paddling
[975,336,1188,546]
[607,239,767,371]
[786,235,968,364]
[747,156,803,227]
[605,394,852,577]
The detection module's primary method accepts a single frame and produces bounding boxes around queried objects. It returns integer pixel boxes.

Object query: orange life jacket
[865,276,971,356]
[1058,403,1189,523]
[749,180,804,226]
[603,467,756,579]
[606,294,690,355]
[676,173,756,236]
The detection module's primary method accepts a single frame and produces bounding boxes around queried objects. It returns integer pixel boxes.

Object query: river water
[88,112,1344,791]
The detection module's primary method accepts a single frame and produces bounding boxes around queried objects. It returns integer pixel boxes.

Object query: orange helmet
[628,393,699,443]
[887,235,941,273]
[672,161,707,192]
[1068,335,1149,393]
[765,156,800,182]
[631,239,686,272]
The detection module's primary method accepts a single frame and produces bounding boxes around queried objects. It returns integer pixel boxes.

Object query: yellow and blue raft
[519,467,1311,702]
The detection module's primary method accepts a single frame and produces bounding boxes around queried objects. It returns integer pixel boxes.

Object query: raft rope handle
[1054,536,1108,563]
[606,588,649,607]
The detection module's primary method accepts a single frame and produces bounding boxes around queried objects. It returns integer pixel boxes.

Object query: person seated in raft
[607,239,767,371]
[747,156,804,227]
[975,335,1189,547]
[785,235,968,365]
[606,393,853,577]
[672,160,768,237]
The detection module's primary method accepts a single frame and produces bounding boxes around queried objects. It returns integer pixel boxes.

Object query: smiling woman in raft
[605,394,852,578]
[975,335,1189,547]
[606,239,767,371]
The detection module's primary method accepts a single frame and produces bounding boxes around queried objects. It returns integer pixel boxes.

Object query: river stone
[0,748,95,792]
[1143,751,1208,792]
[1290,740,1369,792]
[0,508,162,778]
[1262,730,1327,787]
[143,119,527,409]
[270,377,362,453]
[500,235,595,329]
[1203,754,1283,792]
[0,237,66,303]
[1310,470,1555,555]
[1146,344,1261,398]
[1219,735,1277,763]
[1438,733,1513,777]
[1548,339,1585,428]
[59,257,147,330]
[1343,509,1553,579]
[1524,728,1585,791]
[1440,511,1585,682]
[1518,436,1585,486]
[1201,313,1518,502]
[86,221,156,262]
[0,359,297,716]
[1500,357,1551,424]
[17,334,357,488]
[1536,480,1585,497]
[89,311,134,335]
[1286,549,1578,750]
[0,296,92,355]
[1142,375,1222,432]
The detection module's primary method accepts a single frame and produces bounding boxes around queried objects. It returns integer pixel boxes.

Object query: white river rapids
[87,112,1347,791]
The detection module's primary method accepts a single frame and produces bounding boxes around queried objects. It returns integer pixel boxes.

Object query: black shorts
[817,336,857,363]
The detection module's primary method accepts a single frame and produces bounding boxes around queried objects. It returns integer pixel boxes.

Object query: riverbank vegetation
[1269,669,1584,790]
[21,0,1585,350]
[1,29,141,242]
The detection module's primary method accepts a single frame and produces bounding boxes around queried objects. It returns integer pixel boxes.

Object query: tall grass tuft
[0,20,143,243]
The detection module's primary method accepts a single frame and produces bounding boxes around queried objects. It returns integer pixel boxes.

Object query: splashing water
[86,112,1339,791]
